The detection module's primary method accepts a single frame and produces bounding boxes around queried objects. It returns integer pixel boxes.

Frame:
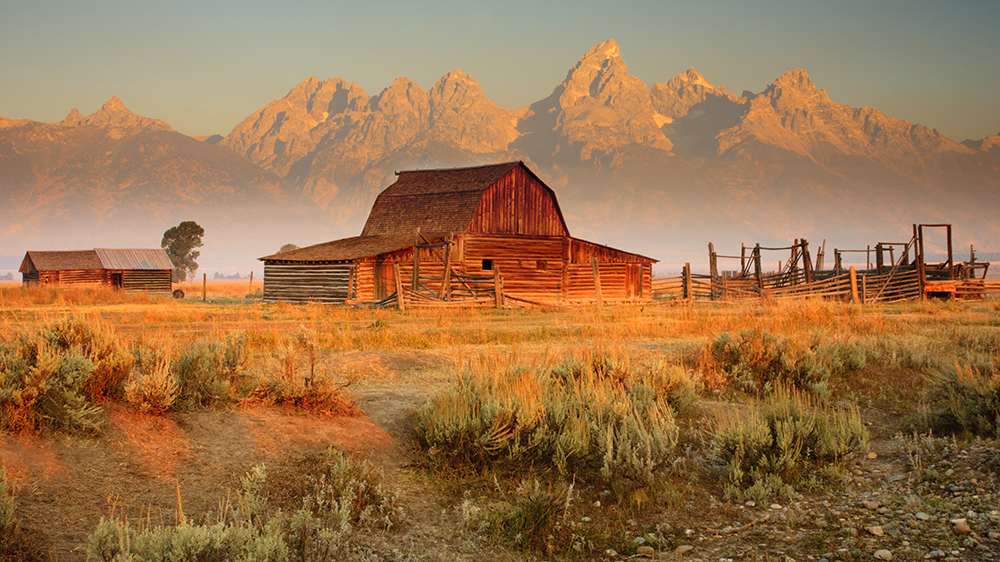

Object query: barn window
[536,260,547,271]
[482,259,493,271]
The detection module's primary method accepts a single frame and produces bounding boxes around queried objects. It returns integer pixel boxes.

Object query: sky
[2,0,999,142]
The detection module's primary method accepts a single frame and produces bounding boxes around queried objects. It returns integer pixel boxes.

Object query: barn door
[374,261,396,300]
[626,264,642,299]
[110,272,123,289]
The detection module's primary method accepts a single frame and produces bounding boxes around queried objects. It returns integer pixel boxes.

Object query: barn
[19,248,174,293]
[260,161,655,305]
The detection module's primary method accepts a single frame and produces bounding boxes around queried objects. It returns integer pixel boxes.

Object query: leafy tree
[279,243,299,253]
[161,221,204,282]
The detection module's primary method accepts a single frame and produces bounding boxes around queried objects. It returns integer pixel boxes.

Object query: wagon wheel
[172,289,185,299]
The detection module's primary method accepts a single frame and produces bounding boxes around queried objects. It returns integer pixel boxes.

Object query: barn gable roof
[260,232,452,263]
[360,161,569,237]
[19,248,172,273]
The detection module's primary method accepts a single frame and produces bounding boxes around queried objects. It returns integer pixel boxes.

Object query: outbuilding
[19,248,173,294]
[260,161,655,305]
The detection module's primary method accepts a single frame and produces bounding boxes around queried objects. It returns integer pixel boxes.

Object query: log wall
[263,263,352,304]
[121,270,172,294]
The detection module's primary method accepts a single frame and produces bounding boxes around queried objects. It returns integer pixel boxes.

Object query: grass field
[1,284,999,561]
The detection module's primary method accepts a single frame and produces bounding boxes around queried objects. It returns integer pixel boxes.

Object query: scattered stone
[867,526,885,537]
[915,512,931,521]
[581,516,592,522]
[945,468,955,476]
[989,531,1000,540]
[745,501,756,507]
[605,549,618,558]
[593,500,601,507]
[676,545,694,555]
[878,507,892,514]
[771,504,783,510]
[637,545,654,557]
[952,519,972,534]
[889,475,905,482]
[924,550,946,559]
[865,501,880,510]
[633,536,647,544]
[874,550,892,560]
[868,452,878,460]
[816,519,829,528]
[902,542,910,547]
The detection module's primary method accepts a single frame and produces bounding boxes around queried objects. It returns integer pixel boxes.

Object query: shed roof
[360,161,567,236]
[95,249,173,270]
[20,250,103,273]
[259,233,452,263]
[19,248,172,273]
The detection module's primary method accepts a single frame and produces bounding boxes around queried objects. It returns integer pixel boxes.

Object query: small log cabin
[260,161,656,305]
[19,248,173,293]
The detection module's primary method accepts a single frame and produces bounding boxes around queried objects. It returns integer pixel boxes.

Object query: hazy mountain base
[3,41,1000,273]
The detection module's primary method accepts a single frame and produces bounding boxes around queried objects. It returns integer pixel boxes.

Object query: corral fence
[653,223,998,304]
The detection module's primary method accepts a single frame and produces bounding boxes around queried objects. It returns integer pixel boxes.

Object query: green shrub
[125,350,177,415]
[929,364,1000,437]
[710,329,867,398]
[0,335,102,434]
[416,350,681,487]
[485,479,573,553]
[714,384,868,500]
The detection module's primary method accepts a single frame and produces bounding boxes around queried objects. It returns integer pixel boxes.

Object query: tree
[278,243,299,253]
[161,221,204,282]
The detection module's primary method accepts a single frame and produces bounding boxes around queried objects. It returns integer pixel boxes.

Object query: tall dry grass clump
[416,348,689,487]
[714,384,868,501]
[87,447,402,562]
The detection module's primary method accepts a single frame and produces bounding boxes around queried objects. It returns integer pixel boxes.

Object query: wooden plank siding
[120,270,172,294]
[263,263,352,304]
[468,167,568,237]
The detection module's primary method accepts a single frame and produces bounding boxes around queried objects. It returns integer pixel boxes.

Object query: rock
[945,468,955,476]
[865,501,880,510]
[867,526,885,537]
[637,545,655,557]
[868,452,878,459]
[989,531,1000,539]
[915,512,931,521]
[771,503,783,510]
[951,519,972,534]
[606,549,618,557]
[874,550,893,560]
[924,550,945,559]
[676,545,694,555]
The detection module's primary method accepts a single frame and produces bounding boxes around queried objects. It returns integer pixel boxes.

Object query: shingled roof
[259,233,452,263]
[360,161,567,236]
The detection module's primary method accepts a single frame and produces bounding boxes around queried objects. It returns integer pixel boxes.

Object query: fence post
[862,275,868,304]
[203,273,207,302]
[591,257,603,309]
[849,266,859,303]
[412,245,420,292]
[394,262,405,311]
[684,263,693,302]
[754,244,763,290]
[708,243,718,301]
[493,265,503,309]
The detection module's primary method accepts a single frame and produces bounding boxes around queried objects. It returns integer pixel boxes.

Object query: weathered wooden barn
[260,162,655,305]
[19,248,173,293]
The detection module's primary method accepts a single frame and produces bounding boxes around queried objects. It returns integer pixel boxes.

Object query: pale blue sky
[2,0,998,141]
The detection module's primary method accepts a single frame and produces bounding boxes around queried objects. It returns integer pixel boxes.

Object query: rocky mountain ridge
[2,39,999,271]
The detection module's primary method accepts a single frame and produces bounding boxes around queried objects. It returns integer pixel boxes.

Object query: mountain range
[2,39,998,273]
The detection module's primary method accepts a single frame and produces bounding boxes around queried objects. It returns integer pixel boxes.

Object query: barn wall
[263,263,352,304]
[569,239,651,264]
[40,269,106,287]
[121,270,172,293]
[468,167,568,237]
[461,235,566,302]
